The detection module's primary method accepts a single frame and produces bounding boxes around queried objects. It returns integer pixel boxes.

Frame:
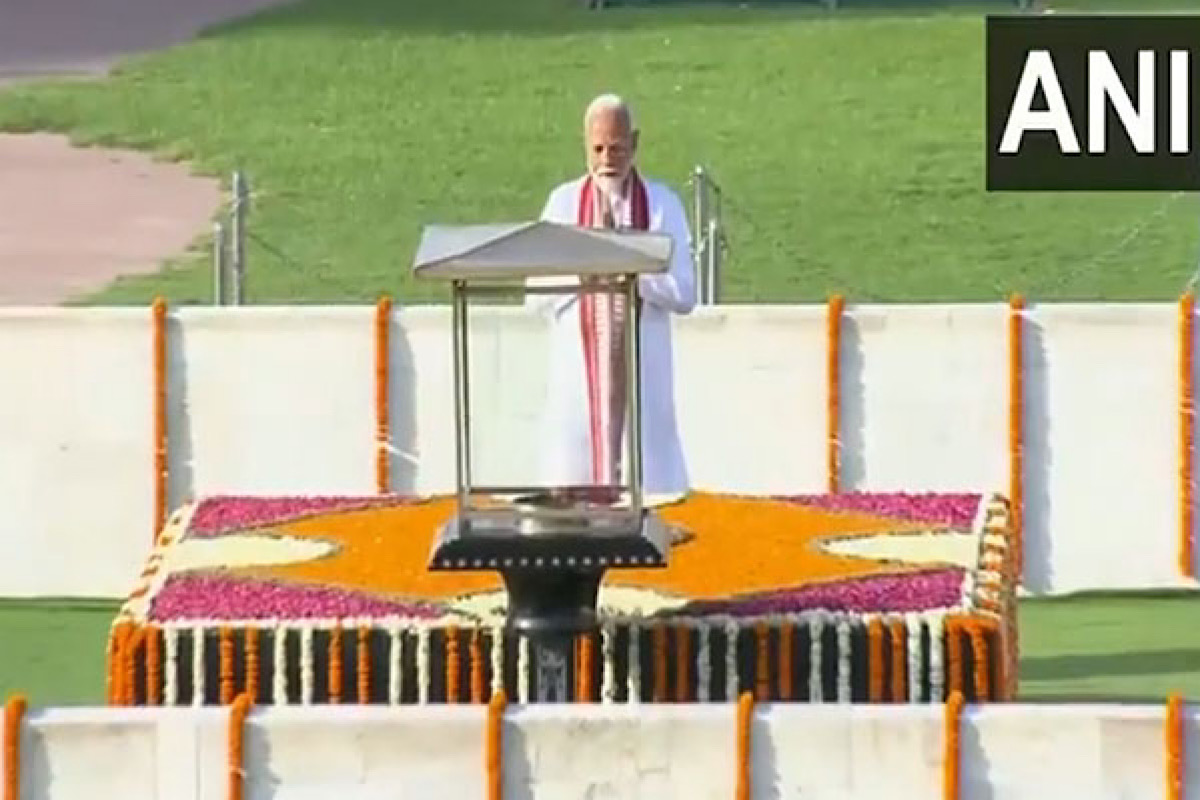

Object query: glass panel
[460,281,637,513]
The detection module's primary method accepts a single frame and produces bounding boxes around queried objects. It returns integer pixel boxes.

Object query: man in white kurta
[526,95,696,496]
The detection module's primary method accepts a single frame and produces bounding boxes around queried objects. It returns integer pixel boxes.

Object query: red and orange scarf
[577,170,650,487]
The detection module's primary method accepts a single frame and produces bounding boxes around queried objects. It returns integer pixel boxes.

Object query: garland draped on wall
[375,295,392,494]
[826,295,844,493]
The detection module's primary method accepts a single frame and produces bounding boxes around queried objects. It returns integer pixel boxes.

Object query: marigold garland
[357,625,371,704]
[139,492,1017,709]
[245,627,259,703]
[890,620,907,701]
[4,694,27,800]
[577,633,595,703]
[329,625,343,704]
[868,619,884,702]
[653,625,668,702]
[116,622,134,705]
[218,627,235,704]
[778,622,793,701]
[968,622,989,700]
[486,690,507,800]
[754,622,770,701]
[1166,693,1184,800]
[470,628,485,704]
[124,627,140,705]
[1008,294,1025,581]
[259,493,936,608]
[946,618,963,696]
[228,692,252,800]
[375,295,392,494]
[1181,292,1195,579]
[146,626,161,705]
[152,297,168,540]
[446,626,460,704]
[736,691,754,800]
[943,690,964,800]
[827,294,844,493]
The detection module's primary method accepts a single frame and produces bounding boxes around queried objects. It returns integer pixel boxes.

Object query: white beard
[594,173,626,199]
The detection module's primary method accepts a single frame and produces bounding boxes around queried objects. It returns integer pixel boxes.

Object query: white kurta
[526,174,697,494]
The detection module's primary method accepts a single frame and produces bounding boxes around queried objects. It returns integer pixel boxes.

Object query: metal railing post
[231,171,249,305]
[692,165,709,303]
[213,221,227,305]
[707,217,722,305]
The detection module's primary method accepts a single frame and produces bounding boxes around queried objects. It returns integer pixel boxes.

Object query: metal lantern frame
[412,220,675,539]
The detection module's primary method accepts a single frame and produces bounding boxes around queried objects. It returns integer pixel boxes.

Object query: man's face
[586,109,638,194]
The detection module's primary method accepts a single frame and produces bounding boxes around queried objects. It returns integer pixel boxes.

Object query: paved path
[0,0,294,305]
[0,0,291,82]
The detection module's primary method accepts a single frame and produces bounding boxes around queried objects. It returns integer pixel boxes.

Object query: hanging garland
[152,297,168,540]
[868,619,884,702]
[486,690,507,800]
[470,628,485,704]
[245,627,259,703]
[1166,693,1184,800]
[943,690,964,800]
[357,625,371,704]
[146,626,161,705]
[827,295,845,493]
[755,622,770,701]
[228,692,252,800]
[1008,294,1025,580]
[375,295,392,494]
[736,691,754,800]
[891,619,907,701]
[4,694,27,800]
[220,627,234,704]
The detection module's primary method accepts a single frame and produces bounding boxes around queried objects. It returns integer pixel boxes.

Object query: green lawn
[0,599,119,706]
[2,594,1199,705]
[0,0,1197,306]
[1016,592,1200,702]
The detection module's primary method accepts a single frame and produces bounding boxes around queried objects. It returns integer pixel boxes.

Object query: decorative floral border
[108,492,1018,706]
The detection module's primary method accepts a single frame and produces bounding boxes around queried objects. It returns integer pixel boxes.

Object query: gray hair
[584,93,636,131]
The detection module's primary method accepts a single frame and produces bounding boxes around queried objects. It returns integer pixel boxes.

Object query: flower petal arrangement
[108,491,1018,707]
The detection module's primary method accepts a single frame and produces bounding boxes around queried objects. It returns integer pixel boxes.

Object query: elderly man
[526,94,696,497]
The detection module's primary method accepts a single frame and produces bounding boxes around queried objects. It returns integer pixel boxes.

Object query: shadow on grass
[196,0,1026,40]
[0,597,120,612]
[1021,647,1200,681]
[1016,692,1183,703]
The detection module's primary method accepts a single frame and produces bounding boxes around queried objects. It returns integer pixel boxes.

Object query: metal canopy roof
[412,221,673,280]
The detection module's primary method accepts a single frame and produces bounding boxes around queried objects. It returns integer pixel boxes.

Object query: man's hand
[599,198,616,229]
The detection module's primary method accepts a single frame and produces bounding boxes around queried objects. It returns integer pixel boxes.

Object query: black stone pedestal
[501,568,603,701]
[427,506,670,703]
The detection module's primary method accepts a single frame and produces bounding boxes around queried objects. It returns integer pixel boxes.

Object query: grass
[0,599,121,706]
[1016,592,1200,701]
[0,0,1197,306]
[2,593,1200,705]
